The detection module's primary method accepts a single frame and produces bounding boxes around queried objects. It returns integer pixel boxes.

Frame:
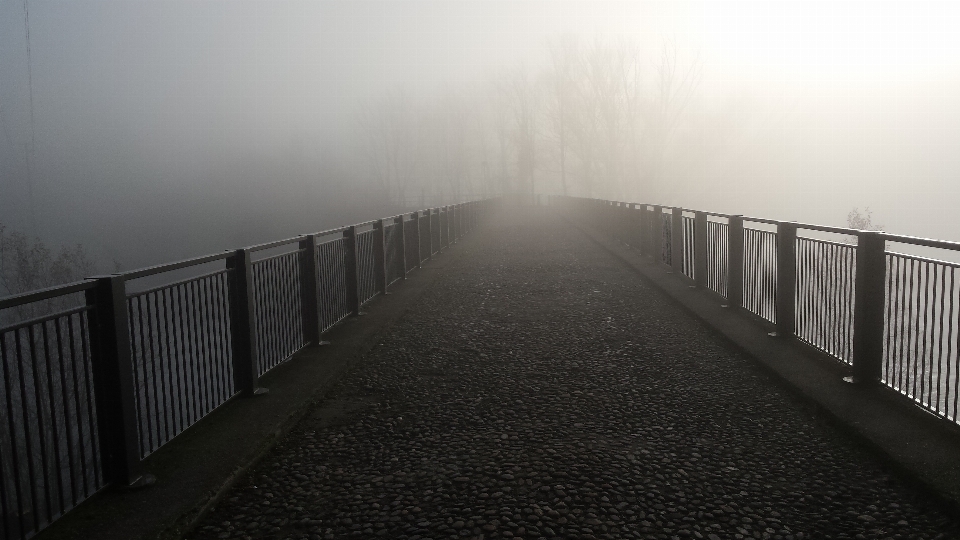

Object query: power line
[22,0,38,236]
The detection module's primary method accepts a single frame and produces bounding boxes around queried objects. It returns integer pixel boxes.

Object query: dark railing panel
[884,252,960,421]
[681,215,695,280]
[796,238,856,364]
[356,230,378,306]
[743,227,778,323]
[431,212,442,254]
[0,306,104,540]
[127,270,235,456]
[317,239,351,333]
[251,252,305,376]
[660,212,672,266]
[405,218,420,271]
[706,219,729,297]
[384,224,402,286]
[419,215,431,262]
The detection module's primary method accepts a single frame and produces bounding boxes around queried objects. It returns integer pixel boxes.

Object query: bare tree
[635,39,702,199]
[504,66,541,197]
[0,222,94,325]
[847,207,883,231]
[544,34,581,196]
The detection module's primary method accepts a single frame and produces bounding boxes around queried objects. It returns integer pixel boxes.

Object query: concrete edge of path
[566,214,960,513]
[34,237,475,540]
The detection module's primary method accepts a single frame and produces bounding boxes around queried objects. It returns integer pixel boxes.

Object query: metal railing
[558,195,960,429]
[0,199,498,540]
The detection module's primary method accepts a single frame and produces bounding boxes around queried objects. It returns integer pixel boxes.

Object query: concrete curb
[566,214,960,514]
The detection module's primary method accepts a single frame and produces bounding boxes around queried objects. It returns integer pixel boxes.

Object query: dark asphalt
[187,210,960,540]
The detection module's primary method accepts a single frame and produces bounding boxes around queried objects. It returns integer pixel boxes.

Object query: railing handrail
[121,252,232,280]
[593,197,959,250]
[0,279,98,310]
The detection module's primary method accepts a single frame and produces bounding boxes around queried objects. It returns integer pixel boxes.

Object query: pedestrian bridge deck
[43,209,960,539]
[177,210,959,540]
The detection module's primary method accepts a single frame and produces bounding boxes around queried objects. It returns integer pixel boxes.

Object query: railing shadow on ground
[0,198,501,540]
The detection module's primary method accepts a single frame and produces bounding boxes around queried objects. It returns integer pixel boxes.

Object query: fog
[2,1,960,275]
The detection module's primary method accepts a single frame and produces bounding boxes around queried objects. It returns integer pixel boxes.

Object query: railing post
[395,215,407,280]
[630,204,641,249]
[671,207,683,274]
[426,209,434,261]
[413,211,423,268]
[298,235,321,345]
[610,201,623,243]
[639,204,649,257]
[441,207,447,250]
[621,203,629,244]
[373,219,388,295]
[443,204,453,249]
[775,222,797,337]
[852,232,887,384]
[446,206,453,245]
[608,201,615,236]
[446,205,452,244]
[227,249,268,396]
[85,275,152,487]
[651,205,662,261]
[344,226,362,315]
[727,215,744,308]
[695,211,708,288]
[454,204,460,242]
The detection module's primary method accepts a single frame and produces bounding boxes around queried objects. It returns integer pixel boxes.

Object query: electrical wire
[22,0,38,236]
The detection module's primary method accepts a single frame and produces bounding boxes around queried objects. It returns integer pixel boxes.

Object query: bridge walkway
[189,210,959,540]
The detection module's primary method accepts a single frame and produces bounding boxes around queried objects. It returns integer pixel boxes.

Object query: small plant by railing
[558,195,960,430]
[0,199,499,540]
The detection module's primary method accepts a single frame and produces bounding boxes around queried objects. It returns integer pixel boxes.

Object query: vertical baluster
[344,226,362,316]
[77,312,101,484]
[40,321,66,516]
[190,280,209,417]
[54,316,75,506]
[953,266,960,420]
[884,254,896,381]
[396,216,407,280]
[0,332,29,537]
[174,283,195,428]
[937,265,948,413]
[695,212,707,288]
[66,314,90,494]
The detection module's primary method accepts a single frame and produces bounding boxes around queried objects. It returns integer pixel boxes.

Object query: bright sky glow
[699,1,960,81]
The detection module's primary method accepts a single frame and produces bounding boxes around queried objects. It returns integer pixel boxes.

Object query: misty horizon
[2,1,960,274]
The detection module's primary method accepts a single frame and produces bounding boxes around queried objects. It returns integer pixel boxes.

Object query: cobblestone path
[189,211,959,540]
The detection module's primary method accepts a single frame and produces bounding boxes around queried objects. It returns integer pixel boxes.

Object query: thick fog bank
[2,1,960,282]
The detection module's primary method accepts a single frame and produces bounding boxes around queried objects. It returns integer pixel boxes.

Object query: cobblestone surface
[188,211,960,540]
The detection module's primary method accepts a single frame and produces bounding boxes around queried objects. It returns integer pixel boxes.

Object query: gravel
[188,211,960,540]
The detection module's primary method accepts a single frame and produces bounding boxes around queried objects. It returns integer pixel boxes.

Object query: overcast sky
[2,1,960,263]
